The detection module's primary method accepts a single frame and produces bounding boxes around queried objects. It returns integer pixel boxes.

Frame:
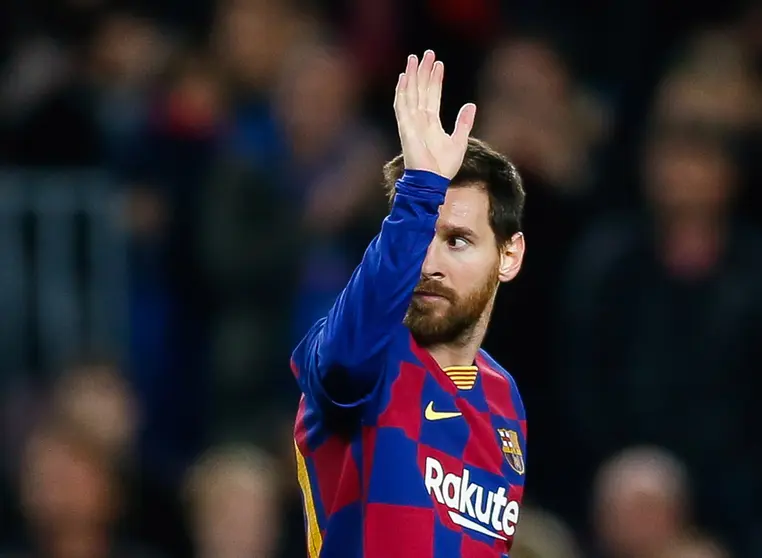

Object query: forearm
[291,170,449,404]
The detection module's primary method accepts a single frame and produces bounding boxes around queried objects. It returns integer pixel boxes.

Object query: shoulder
[478,349,519,389]
[477,349,525,419]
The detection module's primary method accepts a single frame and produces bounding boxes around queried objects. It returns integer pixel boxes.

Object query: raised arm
[291,51,476,408]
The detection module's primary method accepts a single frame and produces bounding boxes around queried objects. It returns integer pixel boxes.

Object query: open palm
[393,51,476,179]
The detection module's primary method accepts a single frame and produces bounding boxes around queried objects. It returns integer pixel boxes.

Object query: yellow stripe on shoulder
[294,439,323,558]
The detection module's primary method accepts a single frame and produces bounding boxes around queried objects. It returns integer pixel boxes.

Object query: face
[55,366,137,454]
[215,1,295,88]
[595,467,682,557]
[276,47,354,148]
[646,139,735,215]
[196,468,279,558]
[21,433,115,530]
[404,185,524,347]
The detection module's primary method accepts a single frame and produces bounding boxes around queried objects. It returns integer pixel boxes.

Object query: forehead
[437,185,491,234]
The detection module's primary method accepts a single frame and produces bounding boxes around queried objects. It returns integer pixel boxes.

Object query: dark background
[0,1,761,557]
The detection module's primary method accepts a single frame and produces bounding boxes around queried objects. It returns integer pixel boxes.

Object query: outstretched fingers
[425,60,444,119]
[417,50,435,107]
[451,103,477,146]
[394,50,476,177]
[394,72,412,146]
[404,55,419,111]
[393,71,404,111]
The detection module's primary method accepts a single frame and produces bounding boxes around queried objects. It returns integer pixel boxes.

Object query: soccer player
[291,50,527,558]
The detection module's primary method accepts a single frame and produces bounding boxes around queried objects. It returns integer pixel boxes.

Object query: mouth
[413,291,449,302]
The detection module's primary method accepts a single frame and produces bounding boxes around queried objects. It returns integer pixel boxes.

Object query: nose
[421,240,445,279]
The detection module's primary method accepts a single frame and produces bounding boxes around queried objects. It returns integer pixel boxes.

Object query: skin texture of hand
[393,50,476,179]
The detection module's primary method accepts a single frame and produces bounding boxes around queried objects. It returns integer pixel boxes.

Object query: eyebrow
[439,223,478,239]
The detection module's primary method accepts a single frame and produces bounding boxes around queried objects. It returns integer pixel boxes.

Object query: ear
[498,232,525,283]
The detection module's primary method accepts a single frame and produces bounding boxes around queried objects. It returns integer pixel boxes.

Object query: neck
[427,302,493,370]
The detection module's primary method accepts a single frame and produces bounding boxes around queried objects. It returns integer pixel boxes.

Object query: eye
[447,236,469,250]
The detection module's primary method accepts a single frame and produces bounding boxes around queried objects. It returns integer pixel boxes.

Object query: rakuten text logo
[424,456,519,541]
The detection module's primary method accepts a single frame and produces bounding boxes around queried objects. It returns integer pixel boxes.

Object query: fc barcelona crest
[497,428,525,475]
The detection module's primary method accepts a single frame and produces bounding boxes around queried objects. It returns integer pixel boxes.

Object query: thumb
[452,103,477,146]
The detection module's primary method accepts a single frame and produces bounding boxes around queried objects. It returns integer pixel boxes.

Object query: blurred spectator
[199,148,304,444]
[511,506,582,558]
[51,359,140,460]
[0,36,71,125]
[274,37,388,266]
[11,414,158,558]
[198,36,387,444]
[659,535,730,558]
[276,37,388,336]
[479,37,609,192]
[651,68,760,139]
[478,36,608,510]
[3,358,136,485]
[2,8,172,167]
[212,0,311,94]
[210,0,312,167]
[122,43,232,492]
[184,445,281,558]
[1,1,761,557]
[87,11,172,172]
[593,447,693,558]
[557,57,762,555]
[189,2,314,446]
[0,0,107,130]
[669,24,762,221]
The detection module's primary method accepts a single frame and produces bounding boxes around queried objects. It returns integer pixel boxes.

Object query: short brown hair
[382,137,525,245]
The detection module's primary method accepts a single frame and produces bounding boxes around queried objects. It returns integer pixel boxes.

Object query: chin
[409,328,458,348]
[407,318,456,346]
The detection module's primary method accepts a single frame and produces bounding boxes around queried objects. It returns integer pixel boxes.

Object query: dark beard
[404,266,499,348]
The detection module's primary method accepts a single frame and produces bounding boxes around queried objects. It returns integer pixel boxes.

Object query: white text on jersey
[424,456,519,541]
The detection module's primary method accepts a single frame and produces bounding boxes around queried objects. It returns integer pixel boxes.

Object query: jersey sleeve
[291,170,449,409]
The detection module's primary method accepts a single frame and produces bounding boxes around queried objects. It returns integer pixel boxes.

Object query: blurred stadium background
[0,0,761,557]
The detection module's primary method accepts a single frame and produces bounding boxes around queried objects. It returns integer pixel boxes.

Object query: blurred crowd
[0,0,761,557]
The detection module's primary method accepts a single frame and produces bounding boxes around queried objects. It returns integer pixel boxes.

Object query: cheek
[448,251,498,290]
[450,245,497,266]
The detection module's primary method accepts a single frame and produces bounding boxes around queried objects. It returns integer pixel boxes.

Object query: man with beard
[291,50,527,558]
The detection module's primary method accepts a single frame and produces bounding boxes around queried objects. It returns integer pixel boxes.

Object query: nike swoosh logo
[425,401,462,421]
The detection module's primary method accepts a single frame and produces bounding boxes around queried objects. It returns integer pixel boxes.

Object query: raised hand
[393,50,476,179]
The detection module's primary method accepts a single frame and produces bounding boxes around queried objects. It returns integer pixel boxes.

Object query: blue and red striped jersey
[291,170,527,558]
